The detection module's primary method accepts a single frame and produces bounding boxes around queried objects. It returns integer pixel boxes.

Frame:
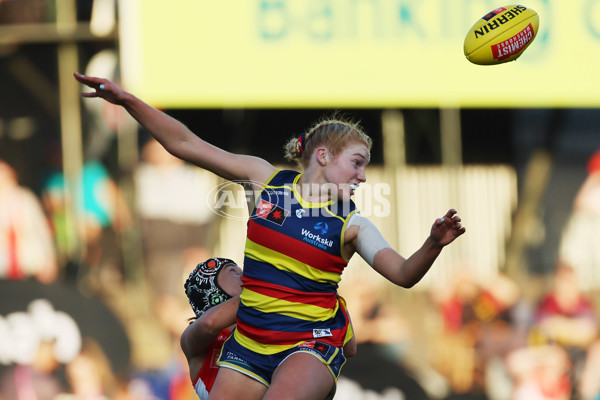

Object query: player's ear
[316,147,329,166]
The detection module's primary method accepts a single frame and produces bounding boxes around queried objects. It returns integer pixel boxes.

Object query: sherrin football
[464,5,539,65]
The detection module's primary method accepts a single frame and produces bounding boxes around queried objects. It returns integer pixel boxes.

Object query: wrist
[426,236,444,249]
[120,90,136,107]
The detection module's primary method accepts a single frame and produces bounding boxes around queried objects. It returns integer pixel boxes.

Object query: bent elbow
[392,276,416,289]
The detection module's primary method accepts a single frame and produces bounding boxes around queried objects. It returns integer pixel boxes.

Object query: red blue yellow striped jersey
[235,169,357,355]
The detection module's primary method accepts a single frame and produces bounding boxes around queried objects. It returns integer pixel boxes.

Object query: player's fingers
[444,208,458,218]
[73,72,106,89]
[73,72,94,84]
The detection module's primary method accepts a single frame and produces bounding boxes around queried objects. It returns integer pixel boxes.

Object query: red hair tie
[298,132,306,154]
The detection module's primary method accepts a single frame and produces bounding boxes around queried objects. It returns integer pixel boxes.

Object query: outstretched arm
[348,209,466,288]
[73,73,275,183]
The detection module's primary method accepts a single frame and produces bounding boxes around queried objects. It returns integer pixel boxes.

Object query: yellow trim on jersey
[250,168,283,212]
[344,322,354,346]
[322,207,349,223]
[291,173,334,208]
[338,296,354,346]
[263,182,291,190]
[263,168,282,186]
[241,289,340,320]
[245,238,342,284]
[339,209,358,263]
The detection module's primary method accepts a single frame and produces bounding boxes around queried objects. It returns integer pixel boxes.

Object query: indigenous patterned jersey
[235,169,356,355]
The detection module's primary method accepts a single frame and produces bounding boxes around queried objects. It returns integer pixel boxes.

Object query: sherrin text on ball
[464,4,539,65]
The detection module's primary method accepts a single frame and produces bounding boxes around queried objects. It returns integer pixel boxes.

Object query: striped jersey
[235,169,357,354]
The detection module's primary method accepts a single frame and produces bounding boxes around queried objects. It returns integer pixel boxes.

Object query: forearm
[120,92,273,182]
[181,296,240,358]
[368,209,464,288]
[75,73,277,182]
[120,91,199,159]
[373,237,443,288]
[200,296,241,334]
[352,215,443,288]
[401,237,444,286]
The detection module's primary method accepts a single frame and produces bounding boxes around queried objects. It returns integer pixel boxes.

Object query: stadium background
[2,0,600,399]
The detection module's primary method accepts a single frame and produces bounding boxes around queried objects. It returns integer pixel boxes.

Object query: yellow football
[464,5,539,65]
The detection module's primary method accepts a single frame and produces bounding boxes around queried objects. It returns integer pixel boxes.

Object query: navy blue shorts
[216,330,347,387]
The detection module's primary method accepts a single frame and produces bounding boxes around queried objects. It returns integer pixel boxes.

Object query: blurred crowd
[0,134,219,400]
[336,245,600,399]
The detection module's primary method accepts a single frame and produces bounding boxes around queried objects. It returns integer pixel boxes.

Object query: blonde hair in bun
[284,114,372,168]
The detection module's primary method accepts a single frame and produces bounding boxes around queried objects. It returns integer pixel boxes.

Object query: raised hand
[430,209,466,246]
[73,72,127,105]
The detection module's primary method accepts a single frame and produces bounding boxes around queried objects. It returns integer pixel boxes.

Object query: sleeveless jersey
[193,328,231,399]
[235,169,357,355]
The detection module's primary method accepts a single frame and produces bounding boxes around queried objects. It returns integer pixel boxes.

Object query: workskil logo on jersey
[301,225,333,250]
[255,199,289,225]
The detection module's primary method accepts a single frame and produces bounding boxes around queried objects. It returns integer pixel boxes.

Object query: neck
[297,172,331,203]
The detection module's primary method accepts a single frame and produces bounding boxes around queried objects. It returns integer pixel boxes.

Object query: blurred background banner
[120,0,597,108]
